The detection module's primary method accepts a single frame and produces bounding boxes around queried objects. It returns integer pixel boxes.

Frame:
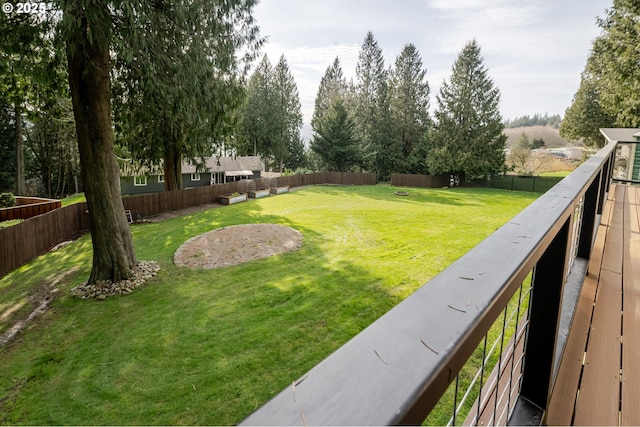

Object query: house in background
[119,156,264,194]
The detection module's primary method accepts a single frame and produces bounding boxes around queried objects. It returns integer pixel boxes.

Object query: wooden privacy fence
[391,173,451,188]
[0,202,90,278]
[121,172,375,219]
[0,197,62,221]
[0,172,375,278]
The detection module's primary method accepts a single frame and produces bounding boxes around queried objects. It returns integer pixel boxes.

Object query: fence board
[391,173,450,188]
[0,197,62,221]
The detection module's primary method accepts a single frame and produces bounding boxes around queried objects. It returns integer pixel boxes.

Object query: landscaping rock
[71,260,160,300]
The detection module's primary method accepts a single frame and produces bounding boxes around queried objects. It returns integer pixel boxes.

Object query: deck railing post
[577,171,602,259]
[601,153,613,205]
[518,218,571,412]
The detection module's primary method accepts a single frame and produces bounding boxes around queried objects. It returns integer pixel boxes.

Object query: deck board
[622,186,640,425]
[545,275,598,425]
[573,187,625,426]
[547,184,640,426]
[573,268,622,426]
[601,187,625,274]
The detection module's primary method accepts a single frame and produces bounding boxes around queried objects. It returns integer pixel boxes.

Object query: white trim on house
[158,174,165,183]
[134,176,147,186]
[191,173,201,181]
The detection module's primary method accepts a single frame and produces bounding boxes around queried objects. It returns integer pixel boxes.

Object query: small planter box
[270,186,290,195]
[219,193,248,205]
[248,189,270,199]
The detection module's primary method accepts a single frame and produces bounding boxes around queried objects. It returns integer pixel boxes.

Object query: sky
[252,0,613,140]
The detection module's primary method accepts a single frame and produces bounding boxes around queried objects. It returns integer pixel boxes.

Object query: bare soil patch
[174,223,303,269]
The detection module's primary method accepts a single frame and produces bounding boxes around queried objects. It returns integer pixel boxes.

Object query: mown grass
[539,170,572,178]
[0,219,23,229]
[0,185,538,425]
[60,193,86,206]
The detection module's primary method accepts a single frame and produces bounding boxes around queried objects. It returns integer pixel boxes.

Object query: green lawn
[0,185,538,425]
[539,170,572,178]
[60,193,86,206]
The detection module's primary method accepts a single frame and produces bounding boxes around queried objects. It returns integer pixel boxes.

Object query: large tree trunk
[65,1,137,283]
[14,100,25,195]
[163,142,182,191]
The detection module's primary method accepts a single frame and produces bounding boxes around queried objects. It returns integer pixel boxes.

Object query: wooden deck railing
[240,142,618,426]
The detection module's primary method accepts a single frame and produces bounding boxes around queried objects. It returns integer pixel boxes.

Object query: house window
[134,176,147,186]
[191,173,200,181]
[158,174,164,183]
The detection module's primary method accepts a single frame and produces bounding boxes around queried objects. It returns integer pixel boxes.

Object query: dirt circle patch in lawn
[174,223,303,269]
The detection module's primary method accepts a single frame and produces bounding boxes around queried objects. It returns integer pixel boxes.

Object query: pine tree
[591,0,640,127]
[389,43,431,173]
[60,0,260,284]
[562,0,638,142]
[354,31,397,180]
[112,0,262,191]
[0,12,62,195]
[428,40,506,182]
[560,59,615,147]
[272,55,303,172]
[0,98,16,192]
[312,57,348,130]
[239,55,278,159]
[311,99,361,172]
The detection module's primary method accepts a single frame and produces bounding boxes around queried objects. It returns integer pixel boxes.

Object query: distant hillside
[503,126,579,148]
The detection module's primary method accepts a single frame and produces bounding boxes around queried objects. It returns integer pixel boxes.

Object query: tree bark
[65,1,137,283]
[163,142,182,192]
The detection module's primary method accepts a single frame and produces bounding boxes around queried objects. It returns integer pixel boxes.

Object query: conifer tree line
[504,114,562,129]
[238,32,508,182]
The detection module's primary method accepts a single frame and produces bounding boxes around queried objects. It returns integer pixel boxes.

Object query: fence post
[518,218,571,413]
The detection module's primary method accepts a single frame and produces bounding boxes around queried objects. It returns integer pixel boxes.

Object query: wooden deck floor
[547,184,640,426]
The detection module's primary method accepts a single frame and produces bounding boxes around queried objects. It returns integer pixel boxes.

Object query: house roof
[119,156,264,177]
[600,128,640,143]
[181,156,263,174]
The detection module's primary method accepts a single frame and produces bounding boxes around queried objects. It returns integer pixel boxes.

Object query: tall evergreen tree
[427,40,506,182]
[311,98,361,172]
[560,58,615,147]
[239,55,278,159]
[112,0,262,191]
[354,31,397,179]
[563,0,639,142]
[272,55,303,172]
[312,57,348,130]
[62,0,138,283]
[591,0,640,127]
[0,12,62,195]
[58,0,262,284]
[26,97,80,197]
[389,43,431,173]
[0,97,16,192]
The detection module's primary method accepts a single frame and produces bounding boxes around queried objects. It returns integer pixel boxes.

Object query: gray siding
[121,175,166,195]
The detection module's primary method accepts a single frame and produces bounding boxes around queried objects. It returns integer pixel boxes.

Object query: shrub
[0,192,16,208]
